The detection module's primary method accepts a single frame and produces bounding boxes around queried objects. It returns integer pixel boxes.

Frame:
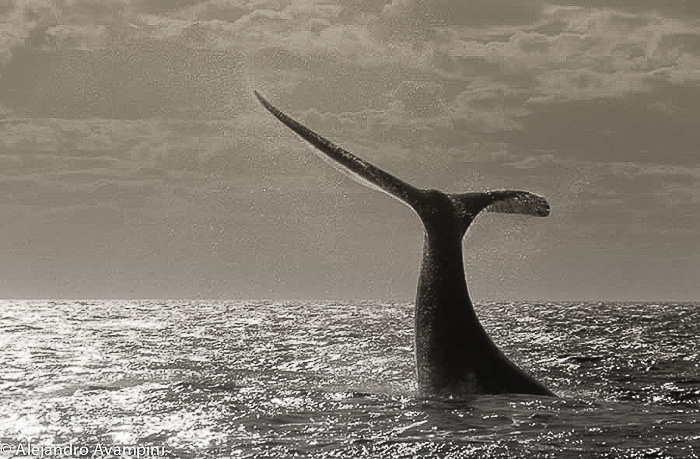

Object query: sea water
[0,300,698,458]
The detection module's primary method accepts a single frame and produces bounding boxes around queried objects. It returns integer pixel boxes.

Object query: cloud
[505,79,700,166]
[505,153,700,234]
[0,0,57,66]
[448,82,529,132]
[340,0,389,16]
[238,2,699,176]
[390,80,445,117]
[133,0,206,15]
[0,45,248,118]
[369,0,545,43]
[0,0,137,66]
[552,0,700,18]
[42,23,109,49]
[586,165,700,243]
[0,114,300,223]
[174,1,251,22]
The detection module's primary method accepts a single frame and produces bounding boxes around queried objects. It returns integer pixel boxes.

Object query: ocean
[0,300,698,458]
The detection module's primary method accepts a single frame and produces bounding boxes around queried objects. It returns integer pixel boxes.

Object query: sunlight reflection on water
[0,300,698,458]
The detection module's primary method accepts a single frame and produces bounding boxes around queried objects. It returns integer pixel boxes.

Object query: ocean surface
[0,300,698,458]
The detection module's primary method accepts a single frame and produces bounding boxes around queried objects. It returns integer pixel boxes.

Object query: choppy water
[0,300,698,458]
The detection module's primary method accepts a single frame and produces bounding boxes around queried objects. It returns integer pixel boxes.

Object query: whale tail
[256,89,554,397]
[254,90,550,222]
[453,191,550,220]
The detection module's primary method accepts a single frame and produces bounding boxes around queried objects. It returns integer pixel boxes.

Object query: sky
[0,0,698,301]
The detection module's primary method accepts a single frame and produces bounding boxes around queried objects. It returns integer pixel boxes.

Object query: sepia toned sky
[1,0,699,301]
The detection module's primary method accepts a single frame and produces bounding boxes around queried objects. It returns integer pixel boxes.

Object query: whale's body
[255,91,554,397]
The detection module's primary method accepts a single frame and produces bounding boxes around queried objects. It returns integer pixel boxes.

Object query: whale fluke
[460,190,550,218]
[255,89,554,397]
[255,91,548,222]
[254,90,423,209]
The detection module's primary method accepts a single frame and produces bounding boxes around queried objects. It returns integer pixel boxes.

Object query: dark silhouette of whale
[254,90,555,397]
